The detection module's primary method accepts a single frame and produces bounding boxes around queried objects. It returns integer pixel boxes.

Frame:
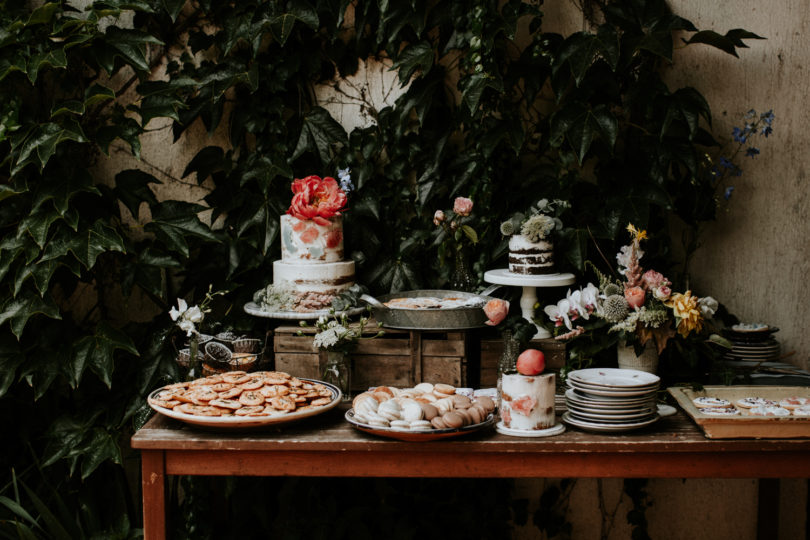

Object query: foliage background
[0,0,764,537]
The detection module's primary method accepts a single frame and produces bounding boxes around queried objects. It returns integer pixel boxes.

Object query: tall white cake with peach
[272,174,355,311]
[500,349,556,430]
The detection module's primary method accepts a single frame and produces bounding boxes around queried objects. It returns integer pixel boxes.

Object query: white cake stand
[483,269,576,339]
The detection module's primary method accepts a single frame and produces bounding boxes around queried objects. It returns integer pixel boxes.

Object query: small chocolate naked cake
[508,234,554,274]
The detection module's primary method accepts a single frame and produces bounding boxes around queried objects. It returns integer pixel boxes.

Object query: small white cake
[500,372,556,430]
[508,234,554,274]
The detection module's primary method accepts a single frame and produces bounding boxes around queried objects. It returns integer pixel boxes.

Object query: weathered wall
[664,0,810,370]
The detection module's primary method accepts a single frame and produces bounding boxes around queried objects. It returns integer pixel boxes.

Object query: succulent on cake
[543,224,723,356]
[499,198,568,239]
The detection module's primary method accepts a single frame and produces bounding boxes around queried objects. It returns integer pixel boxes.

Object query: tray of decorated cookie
[345,383,498,441]
[147,371,341,429]
[668,385,810,439]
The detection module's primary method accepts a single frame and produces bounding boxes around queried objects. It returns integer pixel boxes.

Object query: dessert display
[689,394,810,417]
[499,200,564,275]
[147,370,341,427]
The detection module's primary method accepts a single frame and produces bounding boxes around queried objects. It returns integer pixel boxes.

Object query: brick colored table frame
[132,409,810,539]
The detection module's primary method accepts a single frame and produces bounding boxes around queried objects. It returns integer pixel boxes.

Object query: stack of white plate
[563,368,660,433]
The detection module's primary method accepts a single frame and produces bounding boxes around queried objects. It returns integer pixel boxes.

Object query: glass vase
[497,329,522,401]
[450,247,476,292]
[322,350,352,401]
[187,333,200,381]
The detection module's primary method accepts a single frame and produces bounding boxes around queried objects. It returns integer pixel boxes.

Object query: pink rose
[641,270,670,291]
[433,210,445,226]
[483,299,509,326]
[624,286,645,309]
[654,285,672,301]
[453,197,473,216]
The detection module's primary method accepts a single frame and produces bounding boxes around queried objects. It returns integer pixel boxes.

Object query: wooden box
[480,338,567,387]
[273,324,472,391]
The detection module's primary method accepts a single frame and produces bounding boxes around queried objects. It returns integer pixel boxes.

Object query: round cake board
[496,421,566,438]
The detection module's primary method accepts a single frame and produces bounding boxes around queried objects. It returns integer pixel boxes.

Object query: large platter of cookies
[668,385,810,439]
[345,382,497,441]
[147,370,341,429]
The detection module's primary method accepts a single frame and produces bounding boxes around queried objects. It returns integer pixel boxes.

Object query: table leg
[141,450,166,540]
[520,285,549,339]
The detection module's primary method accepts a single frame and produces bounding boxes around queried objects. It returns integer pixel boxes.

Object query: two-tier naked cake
[272,175,355,311]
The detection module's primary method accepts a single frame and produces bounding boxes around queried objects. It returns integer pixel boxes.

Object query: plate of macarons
[345,382,498,442]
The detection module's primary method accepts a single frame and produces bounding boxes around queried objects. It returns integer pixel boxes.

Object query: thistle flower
[500,220,515,236]
[603,282,622,297]
[521,214,555,242]
[602,294,629,323]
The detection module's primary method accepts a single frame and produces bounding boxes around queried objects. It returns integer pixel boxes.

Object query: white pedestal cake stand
[483,269,576,339]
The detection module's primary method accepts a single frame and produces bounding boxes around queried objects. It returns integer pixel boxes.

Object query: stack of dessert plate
[721,324,780,363]
[563,368,660,433]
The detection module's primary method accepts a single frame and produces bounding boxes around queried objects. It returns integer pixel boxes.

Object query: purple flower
[760,109,774,126]
[746,147,760,158]
[724,186,735,200]
[732,126,747,143]
[761,126,773,137]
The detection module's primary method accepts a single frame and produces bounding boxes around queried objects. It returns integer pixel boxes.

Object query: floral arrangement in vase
[433,196,479,290]
[169,285,227,376]
[544,224,719,356]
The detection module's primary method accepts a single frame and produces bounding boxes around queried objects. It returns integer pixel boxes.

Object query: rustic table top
[131,405,810,454]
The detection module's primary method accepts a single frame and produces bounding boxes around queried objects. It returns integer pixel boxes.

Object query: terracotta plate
[147,378,341,430]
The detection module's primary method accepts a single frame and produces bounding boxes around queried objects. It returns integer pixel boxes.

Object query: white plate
[566,388,657,405]
[566,408,657,422]
[568,368,660,388]
[496,421,566,438]
[569,380,660,394]
[562,412,660,433]
[566,401,655,416]
[657,404,677,417]
[567,384,659,398]
[147,378,341,429]
[243,301,367,320]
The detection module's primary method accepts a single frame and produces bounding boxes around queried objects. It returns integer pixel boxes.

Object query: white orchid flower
[184,305,204,324]
[581,283,600,314]
[567,289,585,321]
[178,319,195,336]
[169,298,188,321]
[544,304,563,326]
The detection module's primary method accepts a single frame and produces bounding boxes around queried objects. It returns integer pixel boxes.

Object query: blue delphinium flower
[760,109,774,125]
[724,186,735,200]
[761,125,773,137]
[732,126,747,143]
[746,147,760,158]
[337,168,354,193]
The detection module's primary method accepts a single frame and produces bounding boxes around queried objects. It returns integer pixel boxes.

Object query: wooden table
[131,407,810,539]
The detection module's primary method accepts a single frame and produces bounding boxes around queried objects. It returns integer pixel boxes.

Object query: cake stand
[483,269,575,339]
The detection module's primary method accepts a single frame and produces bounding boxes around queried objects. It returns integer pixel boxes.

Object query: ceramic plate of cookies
[147,370,341,429]
[343,382,498,441]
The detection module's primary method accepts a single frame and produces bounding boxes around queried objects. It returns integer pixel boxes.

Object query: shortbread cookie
[792,405,810,416]
[736,397,777,409]
[748,405,791,417]
[779,397,810,410]
[692,397,732,409]
[698,407,740,416]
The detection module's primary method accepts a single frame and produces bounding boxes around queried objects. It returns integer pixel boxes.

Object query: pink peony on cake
[272,175,355,311]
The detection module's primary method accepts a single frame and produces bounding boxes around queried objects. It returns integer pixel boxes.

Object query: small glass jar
[322,350,352,401]
[497,329,521,401]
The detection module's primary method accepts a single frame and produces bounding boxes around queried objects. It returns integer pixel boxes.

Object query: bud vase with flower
[434,196,479,292]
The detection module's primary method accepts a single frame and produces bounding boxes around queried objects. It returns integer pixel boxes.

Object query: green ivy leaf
[26,2,60,26]
[130,94,185,126]
[113,169,162,219]
[83,83,116,107]
[162,0,186,21]
[683,29,764,57]
[0,338,24,397]
[550,103,617,163]
[555,28,619,85]
[182,146,226,183]
[26,47,68,84]
[95,117,142,158]
[80,428,122,480]
[557,227,589,272]
[65,220,126,269]
[20,208,60,248]
[97,27,164,73]
[14,258,59,297]
[0,290,62,339]
[50,100,85,118]
[392,41,434,83]
[265,2,319,47]
[69,322,139,388]
[292,107,348,164]
[145,201,219,257]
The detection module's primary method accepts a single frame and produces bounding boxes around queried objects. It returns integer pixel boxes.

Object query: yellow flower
[626,223,648,244]
[665,291,703,337]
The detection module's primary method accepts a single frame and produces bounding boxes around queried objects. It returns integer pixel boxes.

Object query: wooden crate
[273,324,472,391]
[480,338,567,387]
